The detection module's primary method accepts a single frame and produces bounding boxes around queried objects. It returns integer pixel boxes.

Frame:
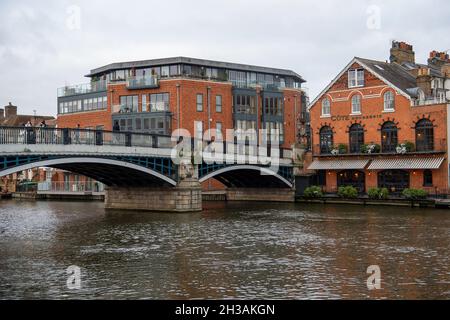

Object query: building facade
[308,41,450,195]
[56,57,307,149]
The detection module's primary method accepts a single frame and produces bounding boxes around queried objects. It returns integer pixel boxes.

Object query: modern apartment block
[57,57,308,148]
[307,41,450,194]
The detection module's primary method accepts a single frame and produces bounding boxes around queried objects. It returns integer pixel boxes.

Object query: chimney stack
[0,108,4,121]
[4,102,17,119]
[412,67,432,97]
[390,41,415,65]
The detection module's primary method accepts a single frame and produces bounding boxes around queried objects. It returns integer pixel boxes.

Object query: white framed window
[321,98,331,116]
[194,121,203,140]
[351,95,361,114]
[383,91,395,111]
[216,122,222,140]
[348,69,364,88]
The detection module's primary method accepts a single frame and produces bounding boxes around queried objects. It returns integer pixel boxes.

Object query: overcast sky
[0,0,449,116]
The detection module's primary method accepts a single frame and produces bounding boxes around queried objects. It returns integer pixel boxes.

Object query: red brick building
[57,57,307,149]
[307,41,450,195]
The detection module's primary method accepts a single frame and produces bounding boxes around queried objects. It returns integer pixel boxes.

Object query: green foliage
[367,187,389,199]
[403,141,415,152]
[337,185,358,198]
[303,186,323,198]
[402,188,428,200]
[360,144,381,154]
[337,143,348,154]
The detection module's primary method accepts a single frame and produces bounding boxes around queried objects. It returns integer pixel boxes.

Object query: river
[0,200,449,299]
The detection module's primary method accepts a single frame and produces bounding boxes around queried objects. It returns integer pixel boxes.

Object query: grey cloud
[0,0,449,115]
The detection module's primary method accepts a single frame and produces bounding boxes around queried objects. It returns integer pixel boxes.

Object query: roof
[367,157,445,170]
[308,159,370,170]
[87,56,305,82]
[309,57,419,108]
[0,115,55,127]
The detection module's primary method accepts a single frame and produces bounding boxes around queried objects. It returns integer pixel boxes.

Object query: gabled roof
[309,57,418,110]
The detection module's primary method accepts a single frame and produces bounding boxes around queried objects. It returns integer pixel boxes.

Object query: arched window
[384,91,395,111]
[351,95,361,114]
[415,119,434,151]
[381,121,398,153]
[423,169,433,187]
[320,126,333,154]
[349,123,364,153]
[322,98,331,116]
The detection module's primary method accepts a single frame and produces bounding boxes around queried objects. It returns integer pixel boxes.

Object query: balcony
[57,80,107,97]
[126,75,159,89]
[314,139,447,157]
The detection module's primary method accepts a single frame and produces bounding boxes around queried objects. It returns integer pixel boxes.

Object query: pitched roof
[309,57,419,109]
[0,115,55,127]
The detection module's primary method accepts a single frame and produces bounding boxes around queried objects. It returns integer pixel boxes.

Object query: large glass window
[320,126,333,154]
[150,93,169,112]
[415,119,434,151]
[234,95,256,114]
[351,95,361,114]
[337,170,365,192]
[263,97,283,116]
[384,91,395,111]
[196,93,203,112]
[322,98,331,116]
[119,95,138,112]
[378,170,409,193]
[381,121,398,153]
[349,123,364,153]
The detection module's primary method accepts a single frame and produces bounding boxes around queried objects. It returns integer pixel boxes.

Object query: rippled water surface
[0,200,449,299]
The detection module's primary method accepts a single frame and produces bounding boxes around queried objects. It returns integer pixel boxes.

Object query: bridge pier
[104,178,202,212]
[226,188,295,202]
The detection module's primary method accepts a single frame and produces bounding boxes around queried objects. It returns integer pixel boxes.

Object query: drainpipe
[207,86,211,141]
[176,83,180,131]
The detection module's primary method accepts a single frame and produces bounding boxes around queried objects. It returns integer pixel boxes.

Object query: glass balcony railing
[57,80,107,97]
[126,75,159,89]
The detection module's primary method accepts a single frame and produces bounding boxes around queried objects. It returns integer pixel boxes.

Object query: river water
[0,199,449,299]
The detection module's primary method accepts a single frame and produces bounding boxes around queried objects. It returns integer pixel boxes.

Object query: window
[142,94,147,112]
[150,93,169,112]
[194,121,203,140]
[351,95,361,114]
[169,65,180,76]
[348,69,364,87]
[119,95,139,112]
[234,95,256,114]
[384,91,395,111]
[423,170,433,187]
[215,95,222,113]
[196,94,203,112]
[322,98,331,116]
[135,118,141,130]
[415,119,434,151]
[381,121,398,153]
[337,170,365,193]
[349,123,364,153]
[320,126,333,154]
[161,66,170,77]
[378,170,410,193]
[263,97,283,116]
[216,122,223,139]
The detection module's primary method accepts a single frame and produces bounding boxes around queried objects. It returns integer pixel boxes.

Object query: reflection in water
[0,200,449,299]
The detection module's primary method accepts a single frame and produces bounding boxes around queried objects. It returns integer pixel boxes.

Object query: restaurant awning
[367,157,445,170]
[308,159,370,170]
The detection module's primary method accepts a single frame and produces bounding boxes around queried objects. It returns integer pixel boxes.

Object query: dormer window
[348,69,364,88]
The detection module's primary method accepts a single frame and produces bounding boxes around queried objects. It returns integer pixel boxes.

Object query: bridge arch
[0,157,177,187]
[199,165,293,188]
